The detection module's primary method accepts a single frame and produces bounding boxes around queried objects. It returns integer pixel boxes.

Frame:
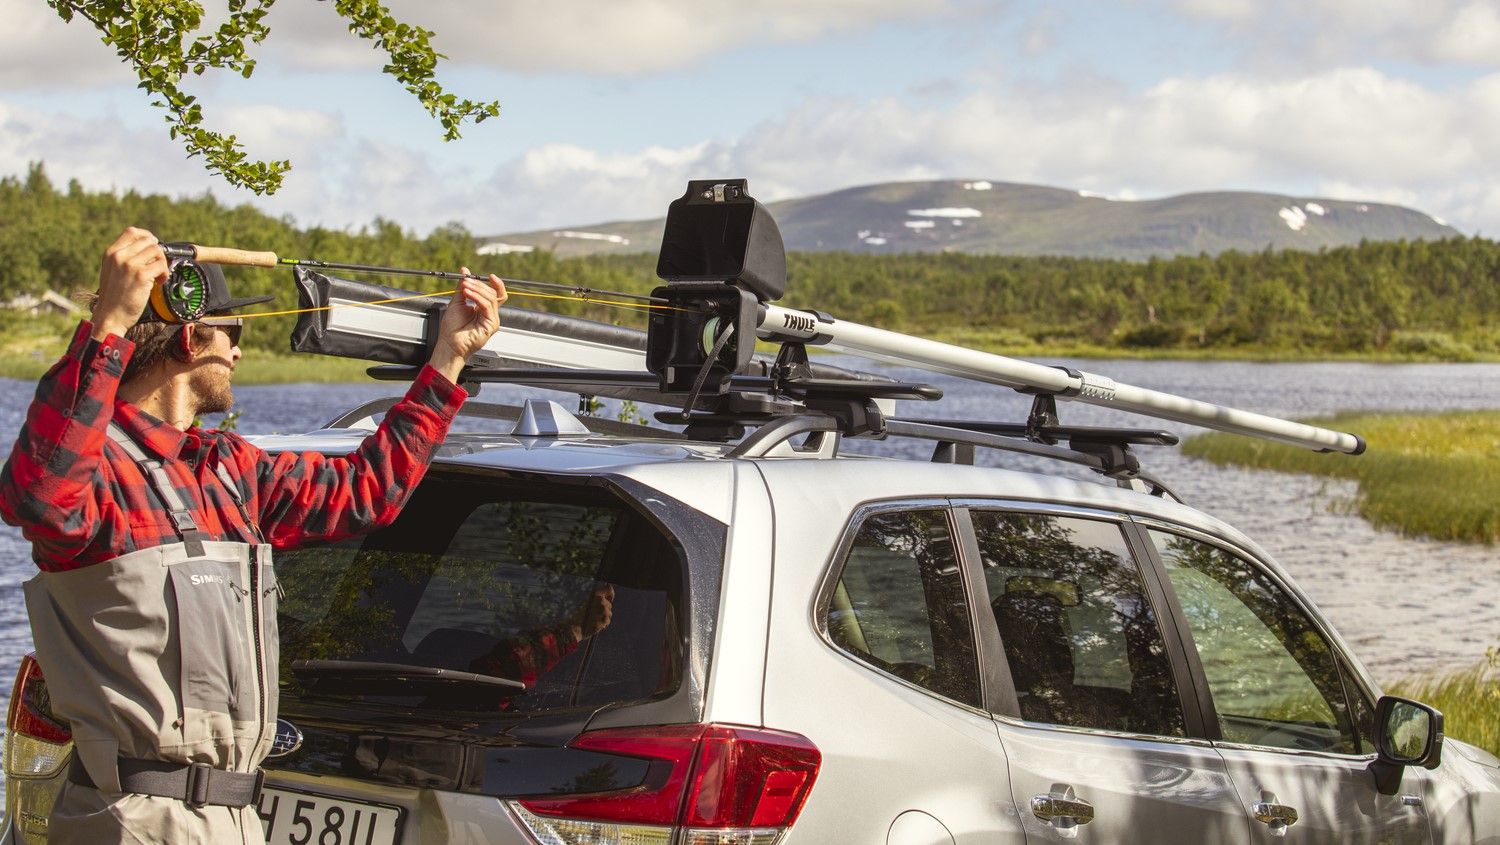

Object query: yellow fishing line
[235,287,694,320]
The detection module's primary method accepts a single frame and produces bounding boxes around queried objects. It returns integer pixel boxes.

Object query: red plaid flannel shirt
[0,321,467,572]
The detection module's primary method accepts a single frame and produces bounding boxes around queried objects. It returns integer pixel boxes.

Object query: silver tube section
[759,304,1364,454]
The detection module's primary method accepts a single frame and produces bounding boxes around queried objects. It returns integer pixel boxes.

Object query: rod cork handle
[190,245,280,268]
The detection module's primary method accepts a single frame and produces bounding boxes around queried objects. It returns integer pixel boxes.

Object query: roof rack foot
[930,441,976,465]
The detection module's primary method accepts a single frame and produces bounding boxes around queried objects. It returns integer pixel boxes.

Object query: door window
[825,509,982,707]
[1149,530,1357,754]
[972,511,1186,737]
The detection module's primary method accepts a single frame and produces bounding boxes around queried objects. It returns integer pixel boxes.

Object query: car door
[1139,524,1432,843]
[767,502,1026,843]
[961,504,1253,843]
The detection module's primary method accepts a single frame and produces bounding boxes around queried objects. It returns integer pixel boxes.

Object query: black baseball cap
[143,249,275,323]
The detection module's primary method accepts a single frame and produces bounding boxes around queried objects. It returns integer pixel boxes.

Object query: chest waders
[22,424,278,844]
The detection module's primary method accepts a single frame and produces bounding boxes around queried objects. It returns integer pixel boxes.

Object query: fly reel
[145,243,273,323]
[149,257,213,322]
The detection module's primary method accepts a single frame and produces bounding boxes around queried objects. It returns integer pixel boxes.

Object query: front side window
[1149,530,1356,754]
[276,474,684,715]
[824,509,982,707]
[973,511,1185,737]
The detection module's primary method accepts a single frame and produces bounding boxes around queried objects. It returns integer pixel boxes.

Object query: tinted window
[1150,531,1356,753]
[825,509,982,707]
[276,475,683,714]
[973,512,1185,737]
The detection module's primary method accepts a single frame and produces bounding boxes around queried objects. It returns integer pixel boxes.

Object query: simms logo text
[190,573,231,587]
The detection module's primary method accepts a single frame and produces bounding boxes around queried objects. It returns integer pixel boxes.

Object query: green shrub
[1389,331,1476,361]
[1390,650,1500,758]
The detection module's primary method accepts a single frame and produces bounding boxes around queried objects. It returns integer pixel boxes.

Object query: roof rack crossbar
[883,419,1106,472]
[897,418,1179,448]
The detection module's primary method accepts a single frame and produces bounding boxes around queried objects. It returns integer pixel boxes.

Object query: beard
[191,360,236,417]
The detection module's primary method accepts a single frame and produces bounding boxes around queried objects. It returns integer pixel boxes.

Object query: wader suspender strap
[214,462,266,544]
[106,424,209,557]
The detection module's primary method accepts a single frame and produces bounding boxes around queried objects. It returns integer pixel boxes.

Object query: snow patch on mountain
[1279,206,1309,231]
[555,230,631,244]
[907,207,983,218]
[477,242,536,255]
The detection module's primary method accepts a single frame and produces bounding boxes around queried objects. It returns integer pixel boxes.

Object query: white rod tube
[759,304,1364,454]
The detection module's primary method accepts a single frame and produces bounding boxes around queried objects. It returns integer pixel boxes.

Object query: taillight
[5,653,72,778]
[509,723,820,845]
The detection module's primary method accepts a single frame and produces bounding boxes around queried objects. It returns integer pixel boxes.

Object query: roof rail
[321,397,680,439]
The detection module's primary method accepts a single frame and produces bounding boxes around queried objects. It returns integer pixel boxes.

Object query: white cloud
[1166,0,1500,68]
[0,2,137,88]
[0,103,202,195]
[263,0,968,76]
[217,105,344,159]
[1426,2,1500,65]
[0,0,972,89]
[702,66,1500,233]
[7,59,1500,239]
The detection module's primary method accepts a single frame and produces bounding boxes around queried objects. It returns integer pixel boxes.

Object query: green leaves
[49,0,500,194]
[332,0,500,141]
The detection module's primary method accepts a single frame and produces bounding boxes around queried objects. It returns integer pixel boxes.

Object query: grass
[1390,652,1500,758]
[1182,411,1500,544]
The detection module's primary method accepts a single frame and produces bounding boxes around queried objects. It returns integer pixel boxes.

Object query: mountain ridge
[480,179,1459,261]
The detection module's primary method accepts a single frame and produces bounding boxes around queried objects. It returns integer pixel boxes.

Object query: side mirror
[1375,695,1443,770]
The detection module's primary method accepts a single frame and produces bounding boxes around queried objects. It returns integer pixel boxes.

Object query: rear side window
[824,509,982,707]
[973,511,1186,737]
[276,475,683,714]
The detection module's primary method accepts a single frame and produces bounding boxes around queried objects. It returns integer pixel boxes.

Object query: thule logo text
[782,313,816,334]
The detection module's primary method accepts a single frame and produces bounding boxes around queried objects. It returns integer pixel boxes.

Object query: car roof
[247,421,1269,560]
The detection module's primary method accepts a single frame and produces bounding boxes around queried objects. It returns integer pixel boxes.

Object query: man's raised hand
[428,268,507,383]
[91,228,168,341]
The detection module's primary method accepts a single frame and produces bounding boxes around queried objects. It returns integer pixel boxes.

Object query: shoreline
[2,334,1495,386]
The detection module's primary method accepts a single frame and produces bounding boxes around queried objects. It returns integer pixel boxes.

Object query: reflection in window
[826,510,981,707]
[1150,531,1356,754]
[276,477,683,714]
[974,512,1185,737]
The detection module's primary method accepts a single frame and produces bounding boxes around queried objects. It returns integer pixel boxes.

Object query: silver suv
[5,180,1499,843]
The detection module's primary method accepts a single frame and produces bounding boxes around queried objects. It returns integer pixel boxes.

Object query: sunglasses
[198,318,244,347]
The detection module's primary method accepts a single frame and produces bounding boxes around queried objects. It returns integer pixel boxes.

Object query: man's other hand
[572,584,616,642]
[91,228,167,341]
[429,268,507,383]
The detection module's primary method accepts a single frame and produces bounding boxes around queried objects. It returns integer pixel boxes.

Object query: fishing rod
[153,242,680,323]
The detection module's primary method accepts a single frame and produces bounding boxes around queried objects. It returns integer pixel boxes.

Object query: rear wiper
[291,659,526,692]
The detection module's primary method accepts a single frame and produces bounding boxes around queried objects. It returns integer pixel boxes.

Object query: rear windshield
[275,473,684,715]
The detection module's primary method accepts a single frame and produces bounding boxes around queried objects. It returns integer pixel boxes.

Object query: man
[0,227,506,844]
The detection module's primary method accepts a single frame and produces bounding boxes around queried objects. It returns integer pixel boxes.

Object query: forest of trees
[4,163,1498,359]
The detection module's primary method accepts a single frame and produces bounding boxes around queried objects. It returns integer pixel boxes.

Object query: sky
[2,0,1499,238]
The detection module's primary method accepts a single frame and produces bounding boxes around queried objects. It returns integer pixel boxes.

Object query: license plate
[257,785,404,845]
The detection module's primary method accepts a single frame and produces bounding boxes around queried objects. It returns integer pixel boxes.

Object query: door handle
[1252,801,1300,828]
[1032,788,1095,827]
